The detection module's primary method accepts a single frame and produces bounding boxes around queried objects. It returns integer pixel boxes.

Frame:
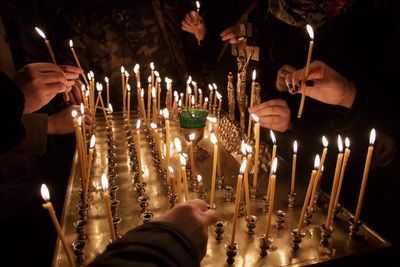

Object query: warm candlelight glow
[270,130,276,144]
[241,140,247,157]
[198,89,202,95]
[154,71,159,78]
[293,140,298,154]
[101,173,108,191]
[163,108,169,119]
[41,184,50,202]
[71,110,78,118]
[210,133,218,144]
[314,154,320,169]
[151,87,156,98]
[174,138,182,153]
[252,69,256,81]
[150,62,155,70]
[127,84,131,92]
[196,0,200,10]
[251,114,259,122]
[345,137,350,148]
[212,83,217,90]
[134,64,140,73]
[306,24,314,40]
[187,76,192,84]
[271,157,278,174]
[180,155,187,166]
[168,166,174,173]
[189,133,195,141]
[370,128,376,145]
[216,91,222,100]
[136,119,141,130]
[109,103,113,113]
[69,39,73,48]
[90,135,96,148]
[338,135,343,152]
[197,175,202,183]
[323,136,328,147]
[150,123,157,129]
[35,27,46,39]
[104,76,109,83]
[207,116,217,123]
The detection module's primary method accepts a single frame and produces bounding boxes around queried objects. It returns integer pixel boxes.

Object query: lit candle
[266,130,277,199]
[151,123,163,168]
[69,40,89,87]
[354,129,376,222]
[208,84,213,110]
[165,77,172,109]
[150,62,155,88]
[252,114,261,188]
[140,89,147,124]
[264,158,278,237]
[195,1,201,45]
[105,77,110,107]
[309,136,329,209]
[80,103,87,152]
[203,97,209,110]
[136,119,144,186]
[41,184,76,267]
[174,138,183,203]
[247,70,256,137]
[134,64,140,86]
[188,87,193,108]
[243,143,253,218]
[173,91,179,117]
[163,109,171,172]
[101,174,117,241]
[152,87,157,123]
[147,76,152,125]
[198,89,203,106]
[96,83,108,122]
[85,135,95,204]
[157,77,162,112]
[35,27,69,102]
[127,85,131,124]
[188,133,197,181]
[334,137,351,211]
[290,140,298,194]
[186,76,192,107]
[168,166,175,196]
[209,133,218,208]
[124,71,129,113]
[191,95,196,110]
[180,155,190,201]
[121,66,126,112]
[192,81,198,106]
[212,83,218,109]
[197,175,204,195]
[297,154,320,231]
[216,91,222,114]
[297,24,314,118]
[230,160,248,245]
[325,135,344,229]
[72,111,86,190]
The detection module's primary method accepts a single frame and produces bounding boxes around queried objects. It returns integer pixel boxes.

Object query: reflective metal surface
[53,112,390,266]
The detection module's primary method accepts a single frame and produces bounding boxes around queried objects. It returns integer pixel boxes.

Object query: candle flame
[81,84,86,92]
[239,159,247,174]
[77,116,82,126]
[96,83,103,92]
[191,81,197,86]
[338,135,343,152]
[109,103,113,113]
[35,27,46,39]
[208,84,213,90]
[173,91,178,97]
[271,157,278,174]
[369,128,376,145]
[90,135,96,148]
[140,89,144,97]
[137,81,141,88]
[151,87,156,98]
[80,103,85,115]
[191,95,195,105]
[212,83,217,90]
[178,99,182,107]
[216,91,222,100]
[105,76,109,83]
[322,136,328,147]
[198,89,202,95]
[207,116,217,123]
[345,137,350,148]
[157,77,161,83]
[314,154,320,169]
[270,130,276,144]
[251,114,259,122]
[86,90,90,97]
[210,133,218,144]
[121,66,125,74]
[306,24,314,40]
[154,71,160,77]
[147,76,151,83]
[150,62,155,70]
[125,71,129,78]
[136,119,141,130]
[150,122,157,129]
[101,173,108,191]
[71,110,78,118]
[188,87,192,94]
[69,39,73,48]
[321,165,325,172]
[41,184,50,202]
[197,175,202,183]
[127,84,131,92]
[174,138,182,152]
[252,70,256,81]
[163,108,169,119]
[168,166,174,174]
[204,97,209,103]
[293,140,298,153]
[165,77,172,84]
[134,64,140,73]
[89,70,94,78]
[196,1,200,9]
[187,76,192,84]
[241,140,246,156]
[180,155,187,166]
[87,72,92,80]
[245,144,253,154]
[189,133,195,141]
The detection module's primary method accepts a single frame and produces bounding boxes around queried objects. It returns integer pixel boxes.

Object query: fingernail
[305,80,314,87]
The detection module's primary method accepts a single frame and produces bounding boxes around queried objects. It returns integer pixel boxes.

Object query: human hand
[47,105,92,135]
[181,11,206,41]
[152,199,219,260]
[276,64,296,92]
[248,99,291,132]
[13,63,74,114]
[285,60,356,109]
[68,80,83,105]
[220,26,241,44]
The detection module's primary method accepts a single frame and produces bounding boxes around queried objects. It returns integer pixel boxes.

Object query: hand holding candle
[41,184,76,267]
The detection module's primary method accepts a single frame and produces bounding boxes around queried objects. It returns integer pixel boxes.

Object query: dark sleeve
[88,222,200,267]
[12,113,48,155]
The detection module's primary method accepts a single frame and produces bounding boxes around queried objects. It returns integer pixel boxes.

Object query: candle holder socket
[224,186,234,202]
[208,203,217,210]
[288,192,297,208]
[225,242,238,265]
[75,203,89,221]
[168,192,177,208]
[320,224,335,247]
[73,219,88,241]
[216,174,225,189]
[246,215,257,236]
[304,207,314,226]
[141,211,154,224]
[275,210,286,230]
[72,240,86,265]
[238,201,245,217]
[214,220,227,241]
[108,185,119,200]
[191,179,198,192]
[113,216,122,239]
[250,185,258,199]
[197,189,206,200]
[138,195,150,214]
[291,229,305,252]
[110,199,120,218]
[261,196,270,213]
[258,234,273,257]
[348,218,362,238]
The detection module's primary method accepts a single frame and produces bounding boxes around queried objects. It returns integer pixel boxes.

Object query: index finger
[60,65,83,74]
[201,210,219,226]
[26,62,65,74]
[188,199,209,211]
